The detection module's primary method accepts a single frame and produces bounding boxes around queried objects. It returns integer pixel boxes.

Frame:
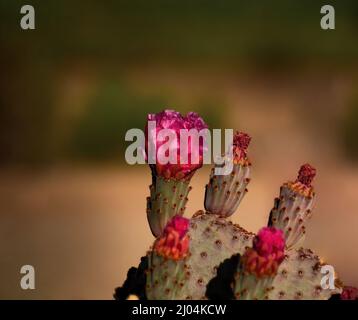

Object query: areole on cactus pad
[115,109,358,300]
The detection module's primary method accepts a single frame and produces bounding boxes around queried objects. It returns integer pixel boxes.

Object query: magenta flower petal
[341,286,358,300]
[254,227,285,258]
[145,109,208,180]
[297,163,316,187]
[242,227,285,278]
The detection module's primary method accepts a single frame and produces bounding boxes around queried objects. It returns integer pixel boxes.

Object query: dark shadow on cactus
[114,256,148,300]
[206,254,241,300]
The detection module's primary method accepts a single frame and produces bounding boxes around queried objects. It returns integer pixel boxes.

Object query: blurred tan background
[1,0,358,299]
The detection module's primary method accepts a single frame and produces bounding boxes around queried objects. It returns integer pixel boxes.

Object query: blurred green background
[1,0,358,164]
[1,1,358,299]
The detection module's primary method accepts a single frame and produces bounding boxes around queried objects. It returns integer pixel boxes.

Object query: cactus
[115,109,347,300]
[268,163,316,250]
[145,110,208,237]
[204,132,251,217]
[233,227,285,300]
[146,216,191,299]
[147,177,191,237]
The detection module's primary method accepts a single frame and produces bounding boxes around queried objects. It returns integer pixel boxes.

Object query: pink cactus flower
[253,227,285,258]
[154,216,190,260]
[297,163,316,187]
[232,131,251,164]
[165,214,190,238]
[146,110,208,180]
[288,163,316,197]
[341,286,358,300]
[242,227,285,278]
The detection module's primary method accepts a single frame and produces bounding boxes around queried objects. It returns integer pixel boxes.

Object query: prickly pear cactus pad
[204,132,251,217]
[115,109,347,300]
[182,211,255,299]
[146,216,191,299]
[268,164,316,250]
[270,248,338,300]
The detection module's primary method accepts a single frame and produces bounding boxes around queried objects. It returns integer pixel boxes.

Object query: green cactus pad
[144,211,341,300]
[204,164,250,217]
[269,248,341,300]
[268,185,314,250]
[155,211,255,299]
[147,177,191,237]
[234,273,274,300]
[146,251,190,300]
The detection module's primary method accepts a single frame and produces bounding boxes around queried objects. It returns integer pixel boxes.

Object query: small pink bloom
[297,163,316,187]
[254,227,285,259]
[165,215,190,238]
[232,131,251,163]
[145,110,208,180]
[242,227,285,278]
[341,286,358,300]
[154,215,190,260]
[234,131,251,151]
[287,164,316,197]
